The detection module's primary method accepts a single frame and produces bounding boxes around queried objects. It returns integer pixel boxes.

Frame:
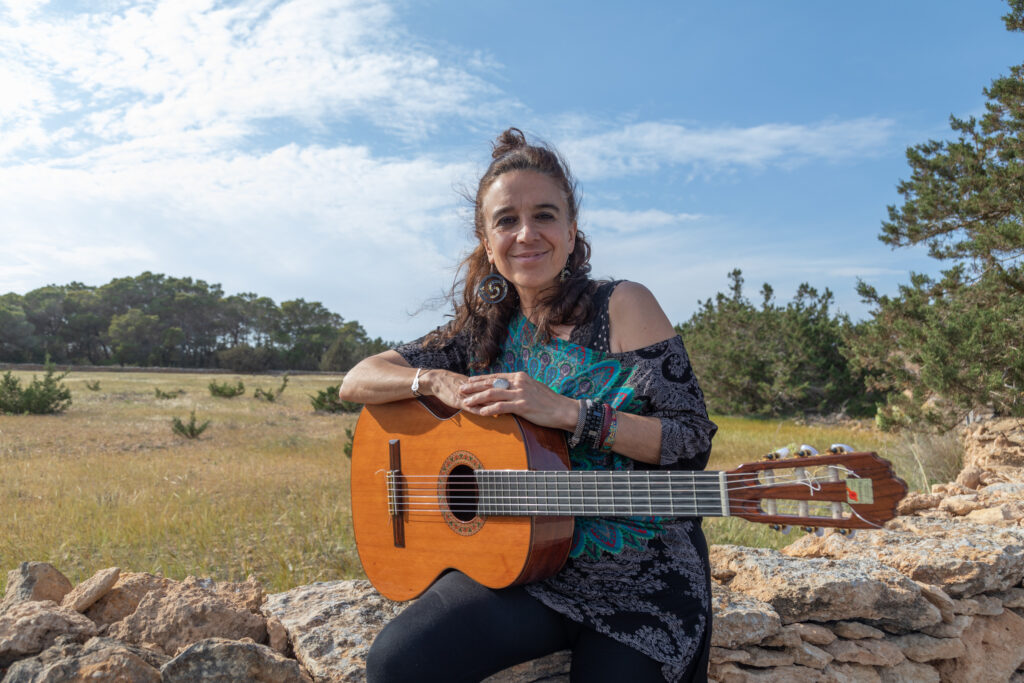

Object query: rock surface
[160,637,309,682]
[0,564,72,614]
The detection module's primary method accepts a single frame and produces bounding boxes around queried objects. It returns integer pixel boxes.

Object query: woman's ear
[568,221,578,254]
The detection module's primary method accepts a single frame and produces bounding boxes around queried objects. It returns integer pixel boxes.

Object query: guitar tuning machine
[837,528,856,538]
[769,524,792,535]
[829,443,854,454]
[801,526,824,536]
[796,444,819,457]
[765,447,790,461]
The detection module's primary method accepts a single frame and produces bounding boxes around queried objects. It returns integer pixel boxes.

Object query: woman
[340,128,717,682]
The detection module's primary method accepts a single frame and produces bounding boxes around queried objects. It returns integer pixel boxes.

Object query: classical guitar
[350,398,907,601]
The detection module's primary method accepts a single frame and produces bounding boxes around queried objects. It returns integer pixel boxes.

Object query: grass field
[0,370,957,596]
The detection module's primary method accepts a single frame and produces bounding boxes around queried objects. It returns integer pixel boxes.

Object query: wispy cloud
[0,0,503,163]
[585,208,706,235]
[562,119,896,180]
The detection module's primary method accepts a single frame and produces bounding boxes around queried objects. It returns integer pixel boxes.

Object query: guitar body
[350,398,574,601]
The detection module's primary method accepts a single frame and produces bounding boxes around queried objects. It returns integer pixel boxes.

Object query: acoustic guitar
[350,398,907,601]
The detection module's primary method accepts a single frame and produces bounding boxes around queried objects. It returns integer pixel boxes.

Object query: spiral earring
[559,261,572,283]
[477,267,509,304]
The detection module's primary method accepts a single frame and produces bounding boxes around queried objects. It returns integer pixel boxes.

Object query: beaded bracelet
[568,399,591,448]
[582,400,604,449]
[600,408,618,453]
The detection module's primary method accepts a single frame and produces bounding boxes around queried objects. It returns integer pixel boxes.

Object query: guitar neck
[475,470,730,518]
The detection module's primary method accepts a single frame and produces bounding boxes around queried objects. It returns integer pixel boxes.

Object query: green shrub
[171,409,211,439]
[343,426,355,458]
[84,380,101,391]
[155,387,185,399]
[209,379,245,398]
[254,375,289,402]
[309,384,361,413]
[0,359,72,415]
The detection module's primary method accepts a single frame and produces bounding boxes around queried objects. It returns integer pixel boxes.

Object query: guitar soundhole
[446,464,478,522]
[438,451,486,536]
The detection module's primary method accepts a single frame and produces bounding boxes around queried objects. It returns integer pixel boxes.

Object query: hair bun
[491,127,527,159]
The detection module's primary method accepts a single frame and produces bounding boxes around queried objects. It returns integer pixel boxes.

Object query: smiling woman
[339,128,717,682]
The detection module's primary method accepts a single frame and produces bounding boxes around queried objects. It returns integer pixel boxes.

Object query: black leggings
[365,572,706,683]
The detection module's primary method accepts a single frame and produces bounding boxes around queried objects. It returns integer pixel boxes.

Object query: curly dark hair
[429,128,594,370]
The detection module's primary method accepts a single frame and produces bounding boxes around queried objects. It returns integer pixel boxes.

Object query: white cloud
[562,118,896,180]
[585,208,705,235]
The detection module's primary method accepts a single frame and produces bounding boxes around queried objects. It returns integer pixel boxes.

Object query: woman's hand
[459,372,578,431]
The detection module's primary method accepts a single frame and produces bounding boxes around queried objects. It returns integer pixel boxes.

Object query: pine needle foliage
[254,375,289,402]
[0,358,72,415]
[309,384,361,413]
[208,379,245,398]
[171,409,211,439]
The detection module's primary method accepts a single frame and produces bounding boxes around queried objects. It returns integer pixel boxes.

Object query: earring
[559,262,571,283]
[478,268,509,304]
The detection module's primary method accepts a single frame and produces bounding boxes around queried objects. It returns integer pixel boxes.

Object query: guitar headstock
[726,448,908,532]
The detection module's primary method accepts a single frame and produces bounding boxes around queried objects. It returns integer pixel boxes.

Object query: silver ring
[492,378,511,390]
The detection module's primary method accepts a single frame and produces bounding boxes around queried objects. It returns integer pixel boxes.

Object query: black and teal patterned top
[395,280,717,681]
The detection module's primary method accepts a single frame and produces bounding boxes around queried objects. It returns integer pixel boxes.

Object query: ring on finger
[492,378,511,390]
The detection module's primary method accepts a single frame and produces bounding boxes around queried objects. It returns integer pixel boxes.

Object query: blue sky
[1,0,1020,341]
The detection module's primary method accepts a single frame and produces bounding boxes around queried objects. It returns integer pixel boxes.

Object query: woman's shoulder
[607,281,677,354]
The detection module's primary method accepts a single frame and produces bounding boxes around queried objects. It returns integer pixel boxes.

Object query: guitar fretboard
[474,470,730,517]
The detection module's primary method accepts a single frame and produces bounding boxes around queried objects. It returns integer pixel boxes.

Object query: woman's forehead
[483,170,567,209]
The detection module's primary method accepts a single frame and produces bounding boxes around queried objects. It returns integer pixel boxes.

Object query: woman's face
[480,170,577,307]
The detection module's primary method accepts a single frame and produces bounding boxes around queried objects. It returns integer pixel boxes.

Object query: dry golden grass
[1,371,948,594]
[0,370,357,596]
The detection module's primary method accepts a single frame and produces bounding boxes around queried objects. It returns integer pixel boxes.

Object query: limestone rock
[962,418,1024,469]
[262,580,408,683]
[84,572,173,628]
[1,635,166,682]
[711,583,782,649]
[938,494,982,516]
[992,586,1024,608]
[758,624,801,648]
[710,661,822,682]
[914,582,955,624]
[784,518,1024,597]
[790,622,836,646]
[0,564,72,614]
[107,576,266,656]
[896,492,942,516]
[919,614,972,639]
[933,608,1024,681]
[965,504,1022,524]
[956,466,984,490]
[830,622,884,640]
[711,545,940,632]
[160,637,308,682]
[739,646,794,668]
[823,639,903,667]
[885,633,964,662]
[266,615,289,655]
[711,647,752,664]
[0,601,97,668]
[60,566,120,613]
[787,641,832,669]
[821,661,882,682]
[877,659,940,683]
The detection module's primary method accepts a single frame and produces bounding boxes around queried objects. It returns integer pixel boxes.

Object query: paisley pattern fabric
[394,280,717,682]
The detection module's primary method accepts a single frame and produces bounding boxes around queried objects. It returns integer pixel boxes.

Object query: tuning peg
[765,447,790,460]
[838,528,856,538]
[829,443,854,454]
[768,524,792,535]
[814,527,825,537]
[797,444,819,457]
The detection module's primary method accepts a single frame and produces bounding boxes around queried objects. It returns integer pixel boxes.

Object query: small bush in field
[155,387,185,399]
[254,375,289,402]
[209,379,245,398]
[310,384,361,413]
[84,380,101,391]
[0,358,72,415]
[172,409,210,439]
[343,426,355,458]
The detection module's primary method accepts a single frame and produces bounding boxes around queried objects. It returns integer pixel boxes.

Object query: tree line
[0,272,391,372]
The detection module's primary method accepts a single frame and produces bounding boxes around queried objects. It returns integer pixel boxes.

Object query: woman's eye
[496,216,517,229]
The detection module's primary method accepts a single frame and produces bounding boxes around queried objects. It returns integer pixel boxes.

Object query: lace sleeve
[621,336,717,470]
[393,326,472,375]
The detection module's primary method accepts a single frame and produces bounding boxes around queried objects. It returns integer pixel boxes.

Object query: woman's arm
[339,349,470,408]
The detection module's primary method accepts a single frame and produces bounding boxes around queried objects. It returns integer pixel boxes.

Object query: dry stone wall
[2,419,1023,682]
